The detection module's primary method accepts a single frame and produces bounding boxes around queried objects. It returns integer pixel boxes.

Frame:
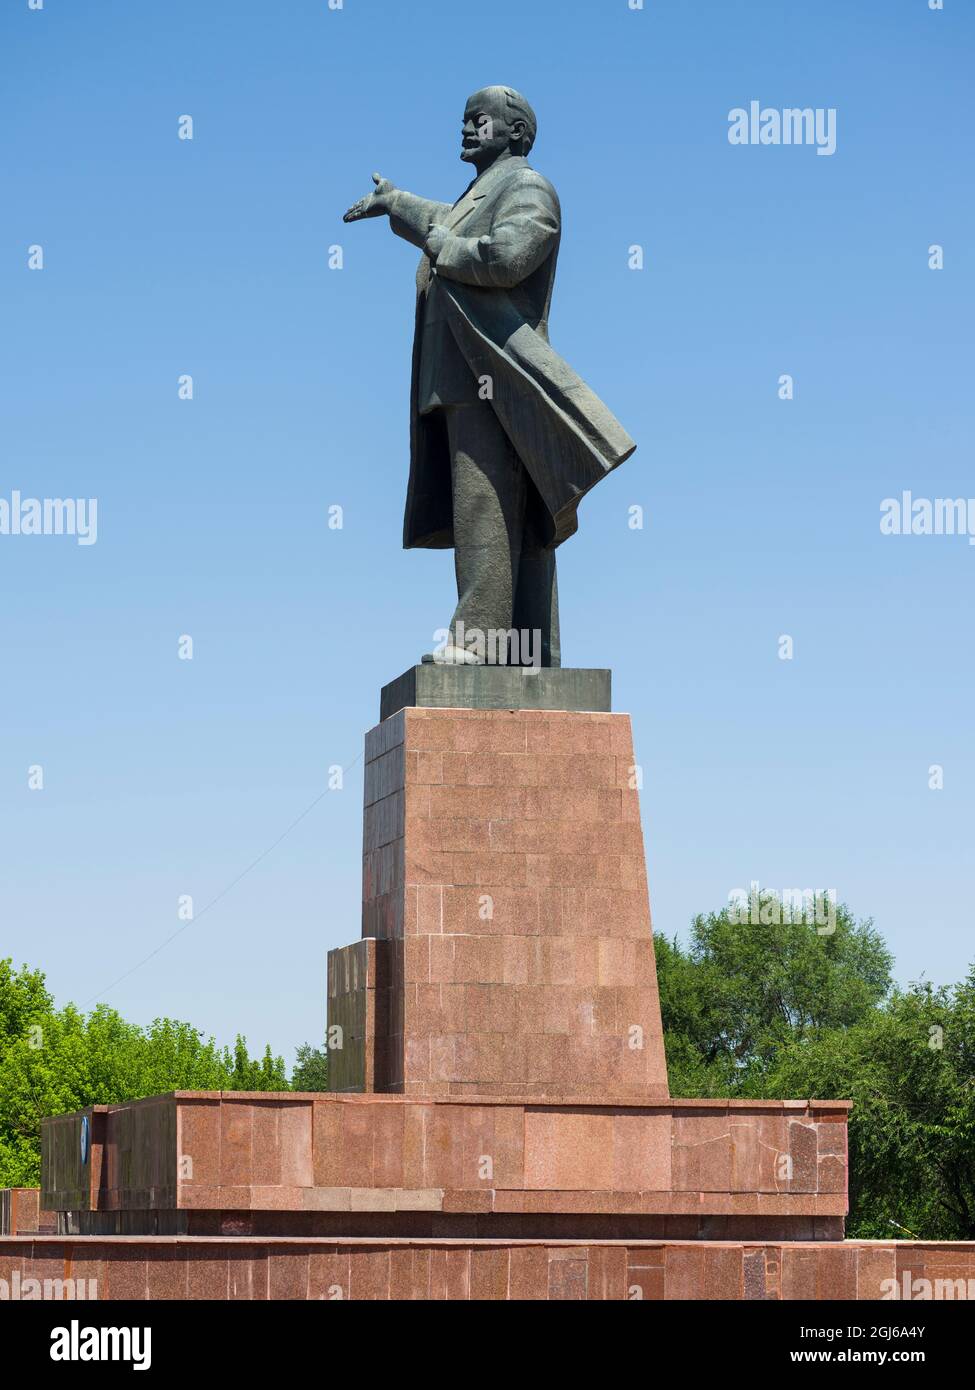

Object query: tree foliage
[764,973,975,1239]
[656,900,975,1238]
[291,1043,329,1092]
[0,957,289,1187]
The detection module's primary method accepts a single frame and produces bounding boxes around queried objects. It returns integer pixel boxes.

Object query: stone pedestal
[34,668,858,1298]
[330,701,668,1099]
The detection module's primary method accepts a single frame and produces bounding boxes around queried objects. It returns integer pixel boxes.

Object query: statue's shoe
[420,646,482,665]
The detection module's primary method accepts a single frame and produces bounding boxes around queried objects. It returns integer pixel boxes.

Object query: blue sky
[2,0,972,1067]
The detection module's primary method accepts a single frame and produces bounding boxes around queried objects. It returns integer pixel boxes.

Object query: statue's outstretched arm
[388,190,453,250]
[343,174,450,251]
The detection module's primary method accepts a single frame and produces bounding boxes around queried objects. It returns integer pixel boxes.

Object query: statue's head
[461,87,537,171]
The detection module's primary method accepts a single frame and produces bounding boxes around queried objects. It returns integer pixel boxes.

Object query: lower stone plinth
[1,1235,971,1300]
[40,1092,849,1240]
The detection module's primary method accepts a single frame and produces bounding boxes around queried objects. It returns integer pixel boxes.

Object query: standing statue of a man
[344,86,635,668]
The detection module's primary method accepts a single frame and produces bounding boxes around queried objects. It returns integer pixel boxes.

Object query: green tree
[0,958,287,1187]
[656,897,893,1094]
[0,958,52,1050]
[223,1035,289,1091]
[765,972,975,1239]
[655,905,975,1240]
[291,1043,329,1092]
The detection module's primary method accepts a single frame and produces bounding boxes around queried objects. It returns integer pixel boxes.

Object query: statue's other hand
[425,224,449,259]
[343,172,395,222]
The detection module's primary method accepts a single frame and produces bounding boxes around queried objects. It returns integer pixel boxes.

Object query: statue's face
[460,89,523,167]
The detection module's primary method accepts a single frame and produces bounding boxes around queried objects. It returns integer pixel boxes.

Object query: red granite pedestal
[331,705,668,1099]
[24,695,874,1299]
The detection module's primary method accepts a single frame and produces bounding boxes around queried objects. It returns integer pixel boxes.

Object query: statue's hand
[425,224,449,259]
[343,172,395,222]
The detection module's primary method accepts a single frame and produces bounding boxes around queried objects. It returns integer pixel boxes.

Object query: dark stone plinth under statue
[380,665,611,722]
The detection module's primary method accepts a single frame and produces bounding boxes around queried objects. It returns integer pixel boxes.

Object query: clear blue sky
[2,0,972,1068]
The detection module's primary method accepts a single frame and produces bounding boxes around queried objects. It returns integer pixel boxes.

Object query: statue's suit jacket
[389,156,636,551]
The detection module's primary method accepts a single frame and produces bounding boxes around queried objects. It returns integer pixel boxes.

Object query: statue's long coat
[391,156,636,551]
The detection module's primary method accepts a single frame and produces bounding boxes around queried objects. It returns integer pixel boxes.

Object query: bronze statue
[344,86,635,667]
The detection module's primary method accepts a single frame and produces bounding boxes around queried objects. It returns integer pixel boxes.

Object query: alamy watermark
[50,1319,150,1370]
[728,882,837,935]
[431,621,541,669]
[880,492,975,545]
[1,1271,98,1300]
[0,491,98,545]
[882,1271,975,1300]
[728,102,836,157]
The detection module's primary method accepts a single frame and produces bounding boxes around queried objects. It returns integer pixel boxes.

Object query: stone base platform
[1,1234,971,1300]
[30,681,865,1303]
[41,1092,849,1241]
